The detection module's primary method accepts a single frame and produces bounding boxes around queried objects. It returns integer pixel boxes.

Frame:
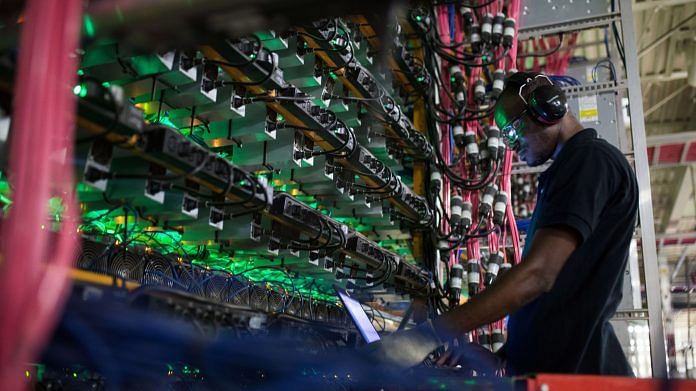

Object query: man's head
[494,72,570,166]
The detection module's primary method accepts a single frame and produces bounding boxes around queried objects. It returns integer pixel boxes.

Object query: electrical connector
[503,18,516,49]
[464,129,479,165]
[467,258,480,297]
[481,13,493,45]
[449,263,464,304]
[479,184,498,218]
[485,251,503,286]
[453,124,465,147]
[492,12,505,46]
[493,191,508,226]
[450,195,463,227]
[460,7,474,36]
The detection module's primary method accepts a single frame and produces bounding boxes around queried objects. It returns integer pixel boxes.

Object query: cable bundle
[0,0,82,387]
[408,0,524,361]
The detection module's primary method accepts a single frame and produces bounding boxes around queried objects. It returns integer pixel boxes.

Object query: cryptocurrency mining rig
[0,0,643,388]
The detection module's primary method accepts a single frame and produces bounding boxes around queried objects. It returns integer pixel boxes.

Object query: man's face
[506,113,559,167]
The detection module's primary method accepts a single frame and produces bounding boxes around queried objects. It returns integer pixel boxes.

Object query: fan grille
[250,286,269,311]
[314,302,328,321]
[76,241,109,274]
[142,254,174,287]
[268,290,284,312]
[108,250,144,281]
[204,274,229,302]
[228,277,250,306]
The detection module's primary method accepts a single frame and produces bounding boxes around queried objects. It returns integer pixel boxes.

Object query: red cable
[0,0,82,387]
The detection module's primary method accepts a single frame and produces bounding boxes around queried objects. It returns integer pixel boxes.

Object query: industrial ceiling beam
[664,166,692,232]
[655,231,696,247]
[644,84,691,117]
[657,166,689,231]
[640,71,688,83]
[670,246,690,281]
[633,0,696,12]
[637,12,696,59]
[647,130,696,145]
[646,119,696,136]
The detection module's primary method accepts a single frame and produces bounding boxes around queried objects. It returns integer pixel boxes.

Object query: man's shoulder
[563,134,628,169]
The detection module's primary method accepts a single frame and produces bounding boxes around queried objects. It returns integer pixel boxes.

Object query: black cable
[203,169,259,207]
[431,46,508,67]
[431,0,497,8]
[76,78,123,144]
[310,120,356,157]
[225,175,269,218]
[516,33,564,59]
[202,36,263,68]
[294,19,339,42]
[323,93,383,102]
[111,153,210,182]
[330,41,356,71]
[220,47,276,86]
[222,94,315,103]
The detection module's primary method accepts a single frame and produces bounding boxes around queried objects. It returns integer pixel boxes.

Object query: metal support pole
[619,0,668,378]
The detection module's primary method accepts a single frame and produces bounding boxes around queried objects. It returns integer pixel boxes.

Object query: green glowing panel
[82,15,95,38]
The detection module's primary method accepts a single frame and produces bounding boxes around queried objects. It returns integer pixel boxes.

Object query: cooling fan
[76,240,109,274]
[250,285,269,312]
[143,253,175,287]
[107,249,145,281]
[227,277,251,306]
[204,273,230,302]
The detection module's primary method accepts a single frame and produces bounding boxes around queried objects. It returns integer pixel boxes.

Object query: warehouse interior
[0,0,695,389]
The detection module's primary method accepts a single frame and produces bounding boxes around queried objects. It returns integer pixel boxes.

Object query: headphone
[517,74,567,125]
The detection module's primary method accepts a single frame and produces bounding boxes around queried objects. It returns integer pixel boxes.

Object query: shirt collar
[541,128,597,183]
[560,128,597,152]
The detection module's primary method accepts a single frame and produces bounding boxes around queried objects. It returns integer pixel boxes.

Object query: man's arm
[433,225,580,340]
[365,225,580,370]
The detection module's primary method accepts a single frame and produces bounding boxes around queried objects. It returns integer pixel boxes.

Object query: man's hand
[365,320,443,371]
[435,342,503,375]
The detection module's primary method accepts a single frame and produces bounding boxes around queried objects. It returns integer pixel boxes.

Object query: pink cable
[0,0,81,387]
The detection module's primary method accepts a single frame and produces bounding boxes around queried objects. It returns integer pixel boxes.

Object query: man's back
[505,128,638,376]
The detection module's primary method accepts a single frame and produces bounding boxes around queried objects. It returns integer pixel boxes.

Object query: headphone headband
[517,74,554,105]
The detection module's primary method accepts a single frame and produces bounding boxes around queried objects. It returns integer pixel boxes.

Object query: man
[371,72,638,376]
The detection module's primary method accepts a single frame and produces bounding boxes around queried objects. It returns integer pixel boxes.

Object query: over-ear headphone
[517,74,567,125]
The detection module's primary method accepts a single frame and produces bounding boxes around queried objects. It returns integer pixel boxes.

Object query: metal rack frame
[618,0,666,377]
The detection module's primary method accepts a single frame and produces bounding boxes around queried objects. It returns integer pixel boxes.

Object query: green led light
[0,193,12,207]
[329,72,338,80]
[72,83,87,98]
[77,69,84,76]
[415,15,422,21]
[102,81,111,88]
[83,15,95,38]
